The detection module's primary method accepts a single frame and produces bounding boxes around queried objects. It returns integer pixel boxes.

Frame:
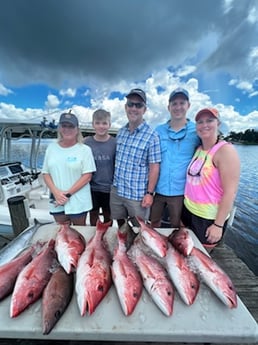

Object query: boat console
[0,161,41,204]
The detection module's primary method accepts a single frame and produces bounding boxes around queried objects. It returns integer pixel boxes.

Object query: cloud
[59,88,77,98]
[0,83,13,96]
[0,0,257,134]
[45,94,60,109]
[0,0,257,89]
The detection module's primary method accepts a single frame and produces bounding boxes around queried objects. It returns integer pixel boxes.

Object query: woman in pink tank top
[181,108,240,252]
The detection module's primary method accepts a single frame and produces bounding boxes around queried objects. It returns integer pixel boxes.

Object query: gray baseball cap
[126,88,146,103]
[169,87,189,102]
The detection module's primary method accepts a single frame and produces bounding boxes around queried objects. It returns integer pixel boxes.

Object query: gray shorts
[110,186,148,220]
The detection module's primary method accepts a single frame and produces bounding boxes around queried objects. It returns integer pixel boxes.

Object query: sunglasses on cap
[126,101,145,109]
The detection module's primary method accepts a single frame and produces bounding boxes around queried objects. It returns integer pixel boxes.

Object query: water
[224,144,258,275]
[1,139,258,275]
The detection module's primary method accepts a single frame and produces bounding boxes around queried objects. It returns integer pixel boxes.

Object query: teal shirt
[42,142,96,214]
[155,120,200,196]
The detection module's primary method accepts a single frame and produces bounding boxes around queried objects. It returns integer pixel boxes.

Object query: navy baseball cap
[169,87,189,102]
[126,88,146,103]
[59,112,79,127]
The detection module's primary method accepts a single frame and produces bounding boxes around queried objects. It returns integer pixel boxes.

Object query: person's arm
[205,145,240,243]
[43,172,92,207]
[142,162,160,208]
[43,173,67,206]
[65,172,92,196]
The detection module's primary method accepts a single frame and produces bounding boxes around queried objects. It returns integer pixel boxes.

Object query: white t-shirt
[42,141,96,214]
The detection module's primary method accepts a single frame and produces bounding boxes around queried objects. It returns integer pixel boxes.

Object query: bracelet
[213,222,223,229]
[146,191,154,196]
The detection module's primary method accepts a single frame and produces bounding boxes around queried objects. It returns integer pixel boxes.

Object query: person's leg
[89,190,100,226]
[99,192,113,224]
[52,212,70,224]
[110,186,128,227]
[166,195,184,228]
[150,193,167,228]
[125,198,148,220]
[70,212,87,226]
[89,210,99,226]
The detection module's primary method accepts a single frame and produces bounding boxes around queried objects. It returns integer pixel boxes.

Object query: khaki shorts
[110,186,148,220]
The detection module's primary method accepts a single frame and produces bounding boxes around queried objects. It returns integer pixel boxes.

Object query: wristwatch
[146,191,154,196]
[65,193,72,198]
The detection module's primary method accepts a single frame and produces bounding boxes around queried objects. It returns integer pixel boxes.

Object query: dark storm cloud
[0,0,257,87]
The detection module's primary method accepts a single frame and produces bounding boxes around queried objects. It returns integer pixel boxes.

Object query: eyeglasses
[126,101,145,109]
[187,153,208,177]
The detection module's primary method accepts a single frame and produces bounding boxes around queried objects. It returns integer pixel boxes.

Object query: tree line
[224,129,258,144]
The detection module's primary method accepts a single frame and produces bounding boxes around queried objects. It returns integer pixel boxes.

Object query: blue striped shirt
[113,121,161,200]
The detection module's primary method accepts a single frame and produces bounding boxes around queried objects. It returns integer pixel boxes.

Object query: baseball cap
[59,112,79,127]
[169,87,189,102]
[195,108,220,121]
[126,88,146,103]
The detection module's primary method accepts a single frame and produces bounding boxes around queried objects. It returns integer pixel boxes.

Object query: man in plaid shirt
[110,88,161,227]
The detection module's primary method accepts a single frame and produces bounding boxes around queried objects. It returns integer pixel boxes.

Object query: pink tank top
[184,141,228,219]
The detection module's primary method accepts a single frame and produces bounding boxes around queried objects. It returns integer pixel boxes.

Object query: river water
[223,144,258,275]
[2,140,258,275]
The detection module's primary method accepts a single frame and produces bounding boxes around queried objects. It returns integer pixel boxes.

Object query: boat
[0,120,55,239]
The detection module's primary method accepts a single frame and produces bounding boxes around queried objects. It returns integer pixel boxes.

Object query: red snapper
[55,222,86,274]
[111,231,143,315]
[75,220,112,316]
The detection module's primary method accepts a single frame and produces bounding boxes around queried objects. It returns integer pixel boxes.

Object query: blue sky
[0,0,258,134]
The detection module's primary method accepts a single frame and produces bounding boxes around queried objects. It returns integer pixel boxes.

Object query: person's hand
[141,193,154,208]
[205,224,223,243]
[54,191,69,207]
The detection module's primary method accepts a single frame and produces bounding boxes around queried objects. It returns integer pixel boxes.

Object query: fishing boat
[0,119,55,239]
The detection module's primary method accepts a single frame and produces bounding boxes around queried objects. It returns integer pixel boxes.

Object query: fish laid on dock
[189,247,238,308]
[169,227,194,256]
[42,265,74,335]
[111,231,143,316]
[130,243,174,316]
[0,245,36,301]
[0,218,49,266]
[75,220,112,316]
[165,243,200,305]
[136,216,168,258]
[55,222,86,274]
[10,239,57,318]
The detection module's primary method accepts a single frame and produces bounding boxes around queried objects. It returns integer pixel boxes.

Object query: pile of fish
[0,217,238,335]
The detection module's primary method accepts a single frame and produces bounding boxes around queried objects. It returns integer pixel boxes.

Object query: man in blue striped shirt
[110,88,161,227]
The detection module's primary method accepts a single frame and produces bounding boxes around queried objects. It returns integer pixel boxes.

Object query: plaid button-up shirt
[113,121,161,200]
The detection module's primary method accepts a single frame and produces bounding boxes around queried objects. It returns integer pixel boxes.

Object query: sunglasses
[168,127,187,142]
[187,153,208,177]
[126,101,145,109]
[61,123,75,129]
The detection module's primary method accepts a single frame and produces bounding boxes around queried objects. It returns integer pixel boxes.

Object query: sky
[0,0,258,134]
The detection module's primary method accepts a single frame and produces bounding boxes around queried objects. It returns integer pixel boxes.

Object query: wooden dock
[0,240,257,345]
